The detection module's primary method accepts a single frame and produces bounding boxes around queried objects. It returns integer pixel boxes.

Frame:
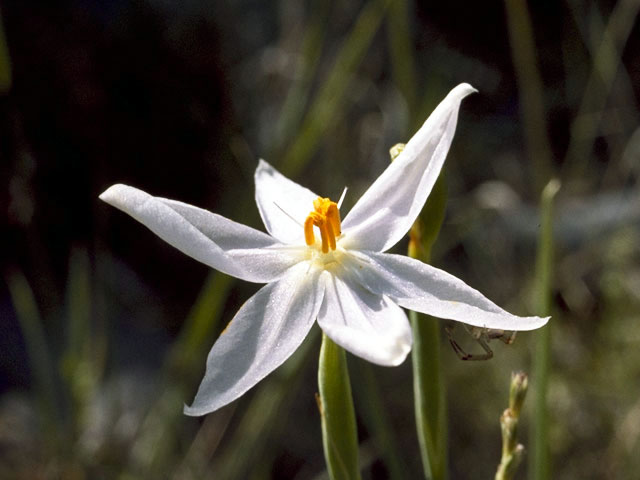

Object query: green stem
[318,333,361,480]
[409,172,449,480]
[530,179,560,480]
[389,141,448,480]
[411,311,447,480]
[63,248,94,439]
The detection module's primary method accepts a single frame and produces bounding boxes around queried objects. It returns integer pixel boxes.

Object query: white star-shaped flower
[100,84,549,416]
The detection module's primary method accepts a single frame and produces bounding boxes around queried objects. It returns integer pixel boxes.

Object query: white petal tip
[383,334,413,366]
[447,314,551,332]
[386,344,412,367]
[99,184,130,204]
[357,336,412,366]
[183,403,206,417]
[366,345,411,367]
[254,159,276,185]
[255,158,271,172]
[537,315,552,328]
[453,82,478,98]
[504,315,551,332]
[346,341,411,367]
[321,325,413,367]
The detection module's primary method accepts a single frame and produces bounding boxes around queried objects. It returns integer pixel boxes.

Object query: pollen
[304,197,342,254]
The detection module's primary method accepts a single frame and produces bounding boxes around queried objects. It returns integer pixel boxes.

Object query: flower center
[304,197,342,254]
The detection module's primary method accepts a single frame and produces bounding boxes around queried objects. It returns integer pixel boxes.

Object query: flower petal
[341,84,476,252]
[317,272,412,366]
[100,184,300,283]
[348,251,549,331]
[254,159,320,244]
[184,263,324,416]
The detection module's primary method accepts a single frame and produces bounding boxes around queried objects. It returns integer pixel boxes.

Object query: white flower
[99,84,549,416]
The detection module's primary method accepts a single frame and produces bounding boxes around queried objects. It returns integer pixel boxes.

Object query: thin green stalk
[62,248,95,439]
[386,0,417,112]
[411,311,446,480]
[279,0,391,177]
[318,333,361,480]
[66,248,91,364]
[504,0,554,194]
[530,179,560,480]
[395,140,448,479]
[271,0,330,156]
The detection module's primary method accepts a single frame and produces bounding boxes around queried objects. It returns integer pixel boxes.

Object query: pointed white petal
[184,263,324,416]
[317,272,412,366]
[349,251,549,331]
[254,159,320,244]
[100,184,300,283]
[342,84,476,252]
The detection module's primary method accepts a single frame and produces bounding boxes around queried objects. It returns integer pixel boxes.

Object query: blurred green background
[1,0,639,478]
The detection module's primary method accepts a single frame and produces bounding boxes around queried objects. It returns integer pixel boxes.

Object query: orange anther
[304,215,316,246]
[304,197,342,253]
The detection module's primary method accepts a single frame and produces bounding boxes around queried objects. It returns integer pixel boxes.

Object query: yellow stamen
[304,197,342,253]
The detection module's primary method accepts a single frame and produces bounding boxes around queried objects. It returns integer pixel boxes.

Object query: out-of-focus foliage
[1,0,639,479]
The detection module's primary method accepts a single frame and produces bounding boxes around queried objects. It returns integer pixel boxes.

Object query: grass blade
[5,270,60,446]
[279,0,391,177]
[504,0,554,194]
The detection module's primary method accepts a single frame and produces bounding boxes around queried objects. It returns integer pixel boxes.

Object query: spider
[445,322,516,361]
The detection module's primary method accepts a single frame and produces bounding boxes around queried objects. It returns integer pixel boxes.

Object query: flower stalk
[531,179,560,480]
[390,142,447,480]
[410,309,446,480]
[318,333,361,480]
[405,151,449,480]
[495,372,529,480]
